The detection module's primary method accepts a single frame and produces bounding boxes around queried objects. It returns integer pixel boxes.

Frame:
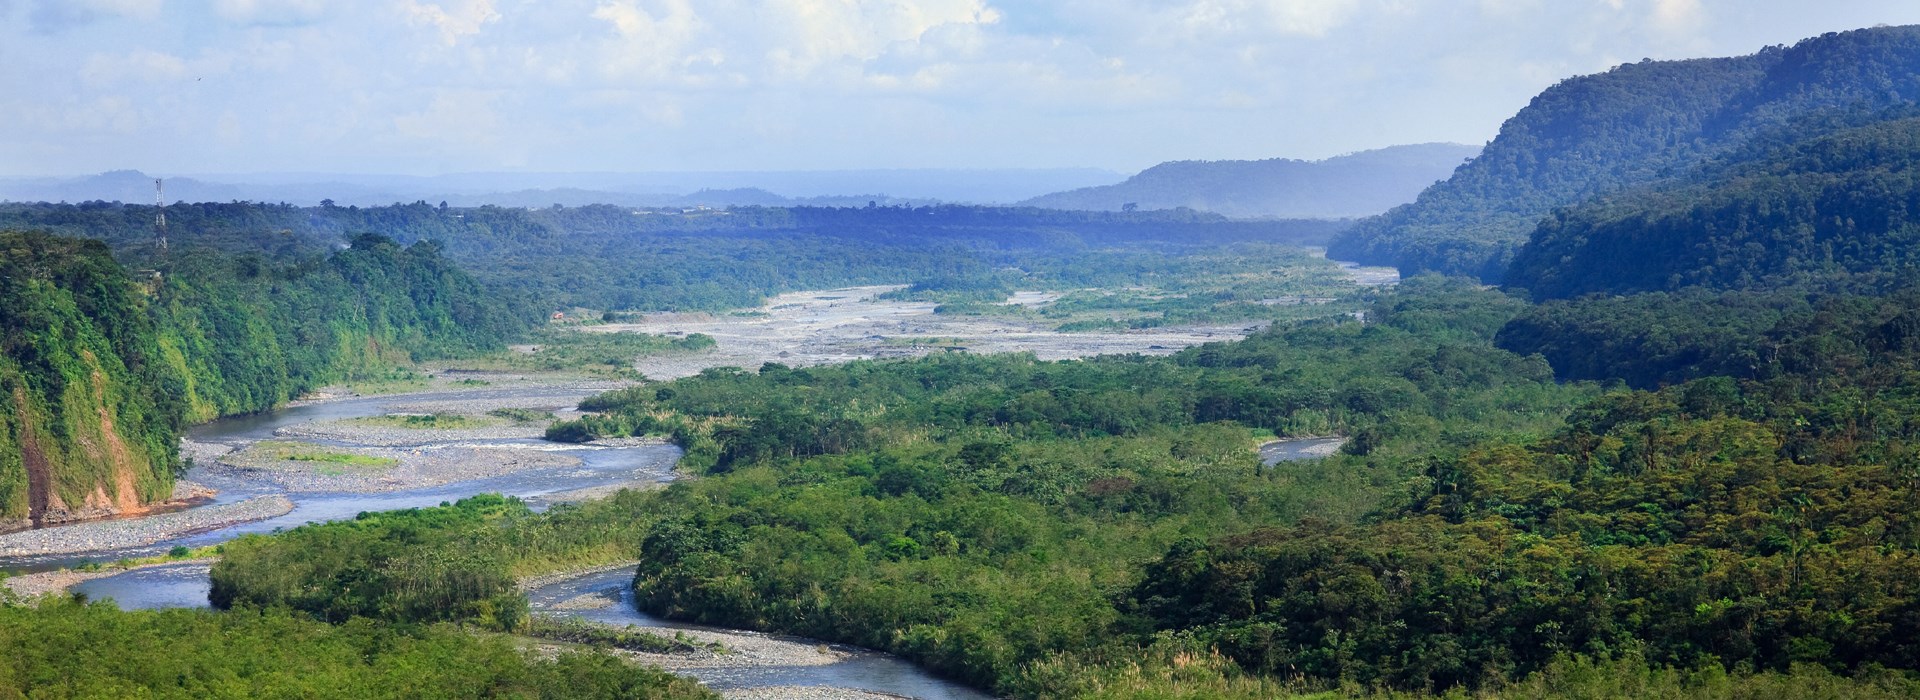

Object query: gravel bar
[0,496,293,557]
[722,688,910,700]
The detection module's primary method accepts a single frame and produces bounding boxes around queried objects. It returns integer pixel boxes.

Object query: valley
[11,15,1920,700]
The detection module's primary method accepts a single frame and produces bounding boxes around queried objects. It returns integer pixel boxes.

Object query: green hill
[1505,113,1920,299]
[0,231,526,529]
[1330,25,1920,280]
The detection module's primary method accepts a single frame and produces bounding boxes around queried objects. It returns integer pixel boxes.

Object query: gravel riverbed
[0,496,293,558]
[4,560,214,599]
[202,443,584,494]
[721,688,908,700]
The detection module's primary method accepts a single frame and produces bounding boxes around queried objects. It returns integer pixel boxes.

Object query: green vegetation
[31,31,1920,696]
[1331,25,1920,279]
[211,495,530,628]
[488,407,557,424]
[0,201,1348,315]
[900,243,1363,331]
[0,597,715,699]
[0,231,523,526]
[523,618,716,655]
[250,441,396,469]
[348,413,502,430]
[1506,114,1920,299]
[210,262,1920,696]
[214,280,1607,697]
[469,329,714,376]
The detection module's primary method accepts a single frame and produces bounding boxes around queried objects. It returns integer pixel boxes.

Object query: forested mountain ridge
[0,231,526,529]
[1330,24,1920,280]
[1019,143,1478,218]
[1505,113,1920,299]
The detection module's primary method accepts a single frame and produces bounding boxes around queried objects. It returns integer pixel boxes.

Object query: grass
[347,413,504,430]
[464,329,716,375]
[253,440,397,469]
[340,367,433,395]
[488,407,557,424]
[522,617,725,655]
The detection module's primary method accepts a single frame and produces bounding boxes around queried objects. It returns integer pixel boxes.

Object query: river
[21,384,992,700]
[21,383,1344,699]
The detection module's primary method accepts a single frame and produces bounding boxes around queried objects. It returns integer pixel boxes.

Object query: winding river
[14,385,993,699]
[13,385,1342,699]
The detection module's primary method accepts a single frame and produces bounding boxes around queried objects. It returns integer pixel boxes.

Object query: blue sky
[5,0,1920,175]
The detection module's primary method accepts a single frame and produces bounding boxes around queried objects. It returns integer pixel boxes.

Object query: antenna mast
[154,178,168,252]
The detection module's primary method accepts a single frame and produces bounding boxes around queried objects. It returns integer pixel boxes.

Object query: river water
[28,386,991,699]
[30,385,1341,699]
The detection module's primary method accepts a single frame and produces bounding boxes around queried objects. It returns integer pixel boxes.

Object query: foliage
[0,597,715,699]
[0,200,1350,315]
[469,329,713,375]
[210,495,530,630]
[216,281,1591,697]
[522,617,713,655]
[1506,114,1920,299]
[0,231,526,523]
[250,440,397,468]
[1129,366,1920,689]
[1332,25,1920,279]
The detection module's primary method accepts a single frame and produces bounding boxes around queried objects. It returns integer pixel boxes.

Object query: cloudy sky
[5,0,1920,176]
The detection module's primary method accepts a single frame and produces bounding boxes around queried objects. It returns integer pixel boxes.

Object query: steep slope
[1505,113,1920,300]
[0,235,178,527]
[1020,143,1478,218]
[1331,25,1920,280]
[0,231,527,530]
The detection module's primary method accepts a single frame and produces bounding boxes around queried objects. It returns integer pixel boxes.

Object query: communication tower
[155,178,168,252]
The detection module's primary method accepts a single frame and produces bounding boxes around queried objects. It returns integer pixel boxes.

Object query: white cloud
[7,0,1920,174]
[591,0,708,80]
[1650,0,1704,34]
[78,49,231,85]
[212,0,328,24]
[758,0,1001,75]
[75,0,162,19]
[1178,0,1362,38]
[399,0,500,45]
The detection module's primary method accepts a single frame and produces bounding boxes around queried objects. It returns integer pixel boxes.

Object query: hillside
[1505,113,1920,299]
[0,231,527,529]
[1019,143,1478,218]
[1330,25,1920,280]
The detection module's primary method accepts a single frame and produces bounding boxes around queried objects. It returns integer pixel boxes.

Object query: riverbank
[202,441,584,494]
[0,496,293,559]
[3,559,213,599]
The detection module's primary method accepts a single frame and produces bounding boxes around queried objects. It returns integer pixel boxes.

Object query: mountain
[0,169,1123,208]
[1330,25,1920,280]
[1018,143,1479,218]
[1505,113,1920,300]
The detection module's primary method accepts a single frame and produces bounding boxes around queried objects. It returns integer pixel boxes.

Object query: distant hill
[1331,25,1920,280]
[0,169,1121,208]
[1018,143,1478,218]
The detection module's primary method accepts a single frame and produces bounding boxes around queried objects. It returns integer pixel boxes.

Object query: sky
[5,0,1920,176]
